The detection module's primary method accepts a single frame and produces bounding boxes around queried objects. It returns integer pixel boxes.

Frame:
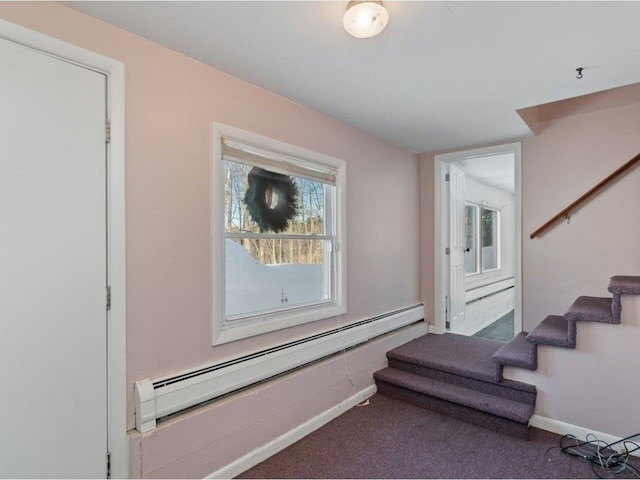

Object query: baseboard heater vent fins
[134,304,425,433]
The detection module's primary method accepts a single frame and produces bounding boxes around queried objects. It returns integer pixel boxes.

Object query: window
[464,205,478,274]
[464,204,500,275]
[481,208,499,271]
[212,124,346,345]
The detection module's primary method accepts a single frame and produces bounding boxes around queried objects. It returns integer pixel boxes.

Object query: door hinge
[106,452,111,479]
[445,173,450,181]
[445,247,450,255]
[106,286,112,311]
[105,119,111,144]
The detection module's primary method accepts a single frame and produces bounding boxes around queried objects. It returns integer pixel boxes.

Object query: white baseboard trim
[206,385,377,479]
[530,415,640,457]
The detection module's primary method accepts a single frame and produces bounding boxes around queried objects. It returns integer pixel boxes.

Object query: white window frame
[211,123,347,345]
[464,202,502,276]
[479,205,501,273]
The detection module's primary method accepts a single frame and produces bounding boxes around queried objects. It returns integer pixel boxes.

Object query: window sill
[214,302,347,345]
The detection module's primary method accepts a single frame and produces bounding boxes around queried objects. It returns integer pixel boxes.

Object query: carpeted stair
[374,275,640,439]
[374,333,537,439]
[492,275,640,373]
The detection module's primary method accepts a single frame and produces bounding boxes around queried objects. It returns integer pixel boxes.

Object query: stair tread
[608,276,640,295]
[527,315,575,348]
[492,332,537,370]
[565,296,616,324]
[387,358,537,403]
[374,367,534,424]
[386,333,502,384]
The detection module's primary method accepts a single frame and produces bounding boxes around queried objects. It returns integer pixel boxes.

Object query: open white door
[0,37,108,477]
[448,164,466,330]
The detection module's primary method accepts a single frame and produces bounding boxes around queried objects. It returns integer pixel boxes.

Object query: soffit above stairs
[517,82,640,134]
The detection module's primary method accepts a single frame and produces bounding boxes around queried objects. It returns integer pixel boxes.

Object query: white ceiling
[65,1,640,154]
[455,153,514,194]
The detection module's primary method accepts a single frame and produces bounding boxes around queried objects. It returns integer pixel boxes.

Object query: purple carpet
[492,332,537,372]
[377,333,536,438]
[608,276,640,320]
[239,277,640,478]
[527,315,576,348]
[564,296,616,324]
[386,332,503,384]
[370,276,640,440]
[238,394,638,479]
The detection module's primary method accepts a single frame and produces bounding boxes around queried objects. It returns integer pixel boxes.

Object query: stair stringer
[502,294,640,442]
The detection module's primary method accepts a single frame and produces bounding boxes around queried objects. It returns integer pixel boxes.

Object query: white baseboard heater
[135,304,426,433]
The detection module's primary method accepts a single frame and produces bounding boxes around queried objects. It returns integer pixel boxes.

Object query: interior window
[481,207,499,271]
[464,204,500,275]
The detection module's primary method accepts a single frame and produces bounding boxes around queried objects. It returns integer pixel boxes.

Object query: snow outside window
[211,125,346,345]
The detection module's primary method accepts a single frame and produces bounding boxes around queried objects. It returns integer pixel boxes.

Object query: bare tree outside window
[224,160,326,265]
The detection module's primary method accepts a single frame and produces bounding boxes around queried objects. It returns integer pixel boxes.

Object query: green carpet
[473,310,514,343]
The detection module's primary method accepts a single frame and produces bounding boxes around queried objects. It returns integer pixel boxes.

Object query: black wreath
[244,167,299,233]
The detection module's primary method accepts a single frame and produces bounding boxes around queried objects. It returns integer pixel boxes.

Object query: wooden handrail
[530,152,640,239]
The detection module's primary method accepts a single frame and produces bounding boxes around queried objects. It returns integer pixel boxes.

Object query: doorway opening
[434,143,522,341]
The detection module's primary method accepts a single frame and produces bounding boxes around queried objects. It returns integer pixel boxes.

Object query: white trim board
[207,385,377,479]
[0,19,128,478]
[465,277,515,303]
[433,142,522,336]
[530,415,640,458]
[135,304,425,433]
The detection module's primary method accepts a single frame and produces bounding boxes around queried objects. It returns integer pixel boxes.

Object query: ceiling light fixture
[343,1,389,39]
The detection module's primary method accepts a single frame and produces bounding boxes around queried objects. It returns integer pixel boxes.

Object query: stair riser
[612,294,622,322]
[568,318,576,344]
[494,356,537,372]
[528,337,575,348]
[388,358,536,405]
[376,381,530,440]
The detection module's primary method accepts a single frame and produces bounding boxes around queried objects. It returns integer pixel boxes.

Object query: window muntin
[464,204,500,275]
[212,125,346,345]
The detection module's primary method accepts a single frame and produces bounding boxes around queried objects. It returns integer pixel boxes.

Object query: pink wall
[0,2,421,471]
[521,98,640,328]
[513,94,640,436]
[128,324,425,478]
[420,86,640,436]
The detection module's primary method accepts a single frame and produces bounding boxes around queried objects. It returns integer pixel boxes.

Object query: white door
[448,164,466,330]
[0,38,108,477]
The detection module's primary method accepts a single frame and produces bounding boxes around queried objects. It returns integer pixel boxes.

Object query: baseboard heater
[135,304,426,433]
[466,285,514,306]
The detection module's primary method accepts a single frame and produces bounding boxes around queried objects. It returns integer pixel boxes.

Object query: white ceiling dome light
[343,1,389,39]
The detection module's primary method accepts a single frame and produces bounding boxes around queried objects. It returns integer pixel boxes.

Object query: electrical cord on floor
[546,433,640,478]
